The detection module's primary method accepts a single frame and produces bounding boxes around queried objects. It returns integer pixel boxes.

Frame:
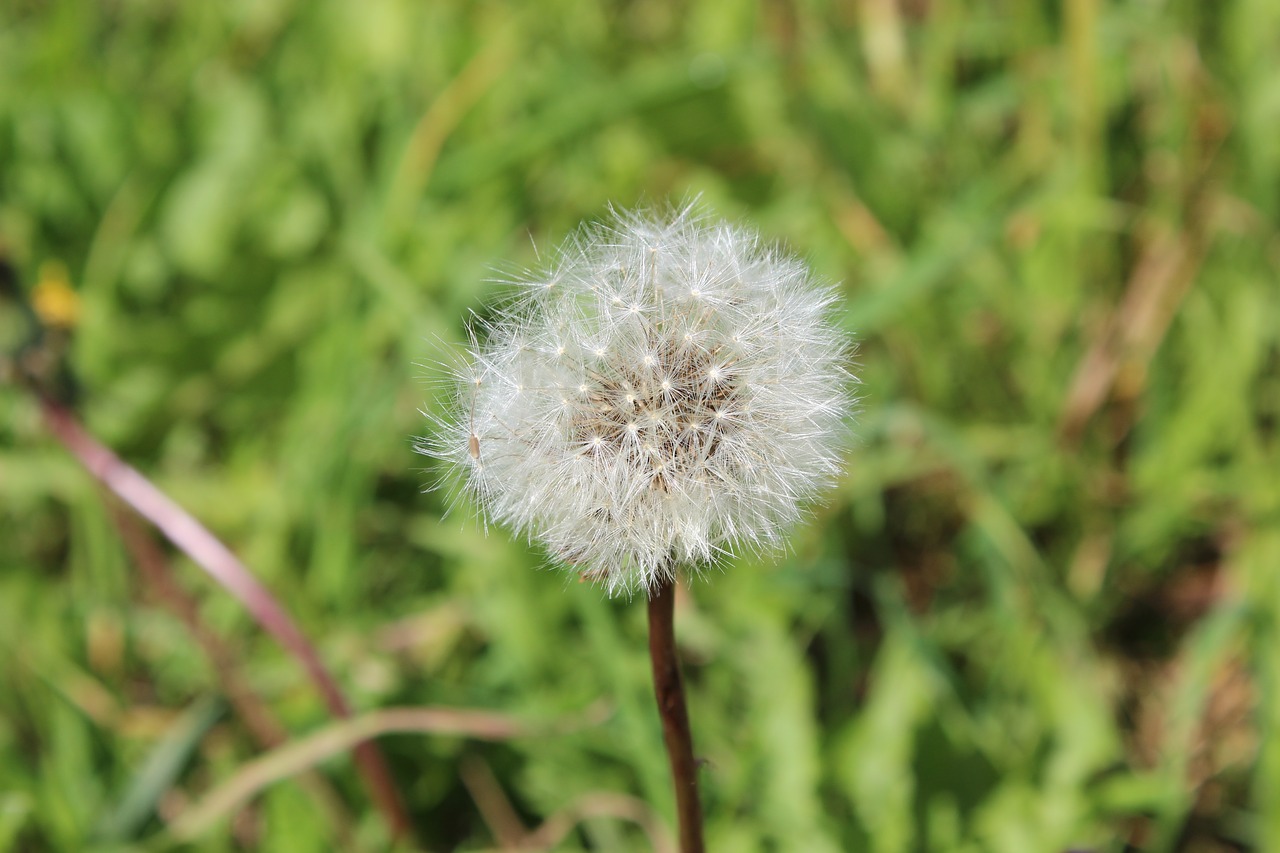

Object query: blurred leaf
[94,696,224,842]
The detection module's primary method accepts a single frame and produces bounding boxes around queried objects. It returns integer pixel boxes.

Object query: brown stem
[646,576,704,853]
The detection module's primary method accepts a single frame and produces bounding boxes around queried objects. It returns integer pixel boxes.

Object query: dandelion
[422,202,853,852]
[425,202,853,596]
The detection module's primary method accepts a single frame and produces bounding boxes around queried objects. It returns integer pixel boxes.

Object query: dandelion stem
[646,576,704,853]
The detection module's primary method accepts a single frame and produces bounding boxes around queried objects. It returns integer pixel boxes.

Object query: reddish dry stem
[39,398,411,842]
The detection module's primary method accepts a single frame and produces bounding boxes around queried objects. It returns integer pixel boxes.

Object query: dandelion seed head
[422,203,855,596]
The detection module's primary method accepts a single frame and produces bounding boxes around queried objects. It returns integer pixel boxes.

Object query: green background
[2,1,1278,850]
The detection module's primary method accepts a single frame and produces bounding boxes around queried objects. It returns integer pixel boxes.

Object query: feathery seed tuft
[422,204,854,596]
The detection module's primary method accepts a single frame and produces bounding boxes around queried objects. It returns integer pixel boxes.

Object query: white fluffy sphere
[424,205,854,596]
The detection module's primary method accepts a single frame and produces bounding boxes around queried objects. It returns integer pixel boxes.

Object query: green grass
[2,1,1278,850]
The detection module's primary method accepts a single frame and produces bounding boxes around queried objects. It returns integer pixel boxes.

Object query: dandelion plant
[424,202,853,851]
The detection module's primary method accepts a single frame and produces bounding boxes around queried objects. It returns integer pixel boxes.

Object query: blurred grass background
[1,0,1278,850]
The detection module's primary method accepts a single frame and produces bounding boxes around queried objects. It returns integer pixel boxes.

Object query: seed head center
[568,332,741,489]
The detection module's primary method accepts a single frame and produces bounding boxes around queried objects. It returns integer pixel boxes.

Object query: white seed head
[422,204,855,596]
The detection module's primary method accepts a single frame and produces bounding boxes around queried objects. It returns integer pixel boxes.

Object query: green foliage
[2,0,1277,850]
